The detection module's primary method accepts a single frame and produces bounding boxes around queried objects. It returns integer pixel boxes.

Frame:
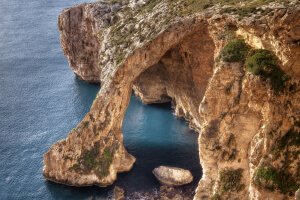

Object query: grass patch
[69,142,118,179]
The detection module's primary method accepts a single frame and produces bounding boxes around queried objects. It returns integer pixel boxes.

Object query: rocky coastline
[44,0,300,199]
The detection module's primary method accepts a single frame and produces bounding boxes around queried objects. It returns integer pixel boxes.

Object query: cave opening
[115,28,216,196]
[132,29,215,129]
[117,91,201,196]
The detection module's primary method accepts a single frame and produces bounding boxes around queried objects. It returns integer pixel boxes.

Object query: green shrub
[219,168,245,193]
[220,39,249,62]
[245,49,290,94]
[272,127,300,160]
[253,167,278,191]
[254,167,299,195]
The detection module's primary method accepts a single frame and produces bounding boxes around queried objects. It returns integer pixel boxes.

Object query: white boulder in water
[152,166,193,186]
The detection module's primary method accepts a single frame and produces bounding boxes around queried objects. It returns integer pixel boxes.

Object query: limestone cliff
[44,0,300,199]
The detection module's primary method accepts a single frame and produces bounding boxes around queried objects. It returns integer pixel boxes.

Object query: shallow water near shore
[0,0,202,199]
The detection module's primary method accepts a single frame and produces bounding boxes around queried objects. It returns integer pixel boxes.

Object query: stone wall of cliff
[44,0,300,199]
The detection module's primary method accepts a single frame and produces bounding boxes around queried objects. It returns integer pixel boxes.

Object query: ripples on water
[0,0,202,199]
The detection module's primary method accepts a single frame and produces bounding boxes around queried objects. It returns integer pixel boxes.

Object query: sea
[0,0,202,199]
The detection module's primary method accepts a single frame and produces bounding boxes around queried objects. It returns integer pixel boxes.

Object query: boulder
[152,166,193,186]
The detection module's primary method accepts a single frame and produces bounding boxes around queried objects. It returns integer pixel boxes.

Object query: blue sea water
[0,0,202,199]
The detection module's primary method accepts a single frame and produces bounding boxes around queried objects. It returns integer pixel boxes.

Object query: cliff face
[196,62,300,200]
[44,0,300,199]
[58,4,107,82]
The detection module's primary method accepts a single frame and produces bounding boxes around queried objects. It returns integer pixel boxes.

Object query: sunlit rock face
[152,166,193,186]
[58,4,106,83]
[44,1,300,199]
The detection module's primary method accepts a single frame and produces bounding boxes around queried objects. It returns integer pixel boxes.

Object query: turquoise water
[0,0,201,199]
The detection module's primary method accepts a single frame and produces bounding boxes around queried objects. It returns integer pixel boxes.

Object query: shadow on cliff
[148,101,172,110]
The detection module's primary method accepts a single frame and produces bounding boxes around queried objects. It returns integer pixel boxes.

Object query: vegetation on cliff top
[246,49,290,94]
[220,39,290,94]
[106,0,297,16]
[220,39,249,62]
[98,0,296,72]
[69,141,118,179]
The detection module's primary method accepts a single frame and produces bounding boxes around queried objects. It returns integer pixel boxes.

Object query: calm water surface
[0,0,202,199]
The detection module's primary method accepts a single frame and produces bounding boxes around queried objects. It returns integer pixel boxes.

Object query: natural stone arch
[43,17,216,187]
[44,3,300,199]
[133,28,215,129]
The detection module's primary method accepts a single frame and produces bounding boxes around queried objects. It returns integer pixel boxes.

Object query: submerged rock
[152,166,193,186]
[113,186,125,200]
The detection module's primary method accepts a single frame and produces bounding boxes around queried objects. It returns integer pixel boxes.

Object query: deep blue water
[0,0,201,199]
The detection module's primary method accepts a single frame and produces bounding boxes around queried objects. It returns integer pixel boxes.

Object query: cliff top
[96,0,298,74]
[60,0,299,88]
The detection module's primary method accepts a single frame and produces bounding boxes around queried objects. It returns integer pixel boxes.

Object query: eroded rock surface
[44,0,300,199]
[153,166,193,186]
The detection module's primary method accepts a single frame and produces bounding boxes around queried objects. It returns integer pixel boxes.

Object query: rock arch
[44,3,300,199]
[43,17,216,187]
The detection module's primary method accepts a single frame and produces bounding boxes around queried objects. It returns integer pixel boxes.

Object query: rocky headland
[44,0,300,199]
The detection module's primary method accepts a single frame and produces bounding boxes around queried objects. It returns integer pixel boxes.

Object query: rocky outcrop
[45,7,217,188]
[113,186,125,200]
[58,3,114,82]
[44,0,300,199]
[153,166,193,186]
